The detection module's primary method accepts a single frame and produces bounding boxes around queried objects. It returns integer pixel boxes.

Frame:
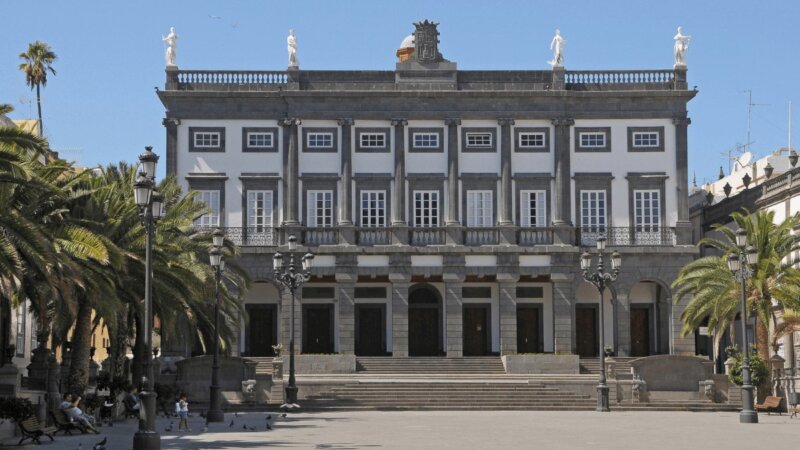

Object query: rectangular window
[465,133,493,148]
[194,190,220,227]
[580,132,606,148]
[359,133,385,149]
[634,190,660,231]
[466,191,493,227]
[462,287,492,298]
[633,132,659,148]
[360,191,386,227]
[520,190,547,227]
[518,132,546,149]
[307,132,334,149]
[413,191,439,227]
[413,133,439,148]
[194,132,221,148]
[580,190,606,231]
[247,132,273,148]
[247,191,273,230]
[307,190,333,227]
[516,286,544,298]
[354,287,387,299]
[15,304,25,356]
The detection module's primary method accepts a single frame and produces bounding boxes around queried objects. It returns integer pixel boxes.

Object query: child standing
[177,393,190,431]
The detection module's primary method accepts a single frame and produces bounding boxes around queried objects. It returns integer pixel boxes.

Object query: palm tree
[673,210,800,365]
[19,41,57,136]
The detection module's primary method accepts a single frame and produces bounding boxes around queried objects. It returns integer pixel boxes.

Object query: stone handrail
[177,70,288,85]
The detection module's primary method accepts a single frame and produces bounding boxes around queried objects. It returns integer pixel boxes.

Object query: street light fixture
[273,235,314,409]
[580,237,621,412]
[728,228,759,424]
[132,147,163,450]
[206,231,225,423]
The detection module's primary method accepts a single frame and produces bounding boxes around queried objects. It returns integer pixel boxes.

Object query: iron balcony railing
[577,227,676,247]
[194,226,277,246]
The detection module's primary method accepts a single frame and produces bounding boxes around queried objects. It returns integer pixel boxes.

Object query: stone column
[279,118,302,226]
[162,118,180,177]
[444,258,465,357]
[614,285,631,357]
[673,117,692,245]
[551,274,575,353]
[445,118,461,226]
[552,118,575,245]
[498,274,519,355]
[338,119,354,226]
[498,118,515,226]
[279,287,302,355]
[390,272,410,357]
[391,119,409,245]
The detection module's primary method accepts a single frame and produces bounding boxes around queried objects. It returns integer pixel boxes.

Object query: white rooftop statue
[162,27,178,68]
[288,29,299,68]
[549,29,565,68]
[673,26,691,67]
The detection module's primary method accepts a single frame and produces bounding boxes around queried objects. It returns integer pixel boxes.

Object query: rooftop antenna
[743,89,768,155]
[789,100,793,152]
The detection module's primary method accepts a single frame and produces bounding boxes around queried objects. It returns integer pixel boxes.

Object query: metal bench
[50,409,85,435]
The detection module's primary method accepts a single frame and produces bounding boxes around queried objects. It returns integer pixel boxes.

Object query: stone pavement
[3,410,798,449]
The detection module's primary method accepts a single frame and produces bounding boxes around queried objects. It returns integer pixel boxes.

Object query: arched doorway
[629,280,671,356]
[408,284,443,356]
[575,282,615,357]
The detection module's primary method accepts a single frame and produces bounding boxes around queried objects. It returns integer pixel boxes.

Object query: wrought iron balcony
[194,227,277,246]
[577,227,676,247]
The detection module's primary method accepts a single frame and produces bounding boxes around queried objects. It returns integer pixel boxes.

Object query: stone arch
[627,277,673,356]
[574,281,616,357]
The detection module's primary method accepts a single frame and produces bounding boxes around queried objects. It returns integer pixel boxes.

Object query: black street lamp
[273,235,314,408]
[727,228,759,424]
[132,146,165,450]
[206,229,225,423]
[580,237,621,412]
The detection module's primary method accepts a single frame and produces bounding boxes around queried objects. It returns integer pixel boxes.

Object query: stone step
[356,356,506,374]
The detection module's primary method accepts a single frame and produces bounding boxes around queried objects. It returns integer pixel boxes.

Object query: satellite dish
[738,151,753,167]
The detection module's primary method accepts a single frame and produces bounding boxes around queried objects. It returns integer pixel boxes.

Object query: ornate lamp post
[727,228,759,424]
[206,229,226,422]
[273,235,314,408]
[132,146,165,450]
[580,237,621,412]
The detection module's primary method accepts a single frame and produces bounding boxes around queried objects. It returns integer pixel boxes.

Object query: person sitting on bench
[60,393,98,432]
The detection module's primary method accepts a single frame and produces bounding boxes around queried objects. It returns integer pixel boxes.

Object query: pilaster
[335,260,357,354]
[389,261,411,357]
[444,255,465,357]
[551,118,574,229]
[338,119,354,227]
[497,272,520,355]
[498,118,515,226]
[445,118,461,226]
[673,116,692,245]
[614,286,631,357]
[391,119,408,226]
[551,273,575,353]
[280,118,301,226]
[162,118,180,177]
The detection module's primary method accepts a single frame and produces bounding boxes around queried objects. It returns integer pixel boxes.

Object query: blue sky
[2,0,798,183]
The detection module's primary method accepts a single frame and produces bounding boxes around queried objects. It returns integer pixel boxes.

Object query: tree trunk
[755,318,771,402]
[35,83,43,136]
[68,297,92,395]
[110,304,129,379]
[131,311,145,387]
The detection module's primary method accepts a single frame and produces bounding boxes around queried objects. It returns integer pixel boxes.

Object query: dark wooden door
[303,305,333,354]
[576,306,598,357]
[409,308,439,356]
[517,307,540,353]
[356,306,384,356]
[630,306,651,357]
[463,306,489,356]
[246,305,275,357]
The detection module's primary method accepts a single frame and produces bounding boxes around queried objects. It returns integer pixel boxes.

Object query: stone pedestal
[0,364,20,396]
[272,358,284,380]
[27,347,51,391]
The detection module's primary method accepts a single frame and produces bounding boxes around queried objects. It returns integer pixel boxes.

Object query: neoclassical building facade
[158,23,698,361]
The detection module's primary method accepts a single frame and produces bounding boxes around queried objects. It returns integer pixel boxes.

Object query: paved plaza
[3,410,798,450]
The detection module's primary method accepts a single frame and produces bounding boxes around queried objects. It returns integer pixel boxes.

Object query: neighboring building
[689,147,800,370]
[158,22,698,361]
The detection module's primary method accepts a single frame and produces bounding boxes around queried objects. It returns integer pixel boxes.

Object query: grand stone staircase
[356,356,506,374]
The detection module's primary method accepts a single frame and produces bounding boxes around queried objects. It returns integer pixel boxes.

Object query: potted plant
[604,346,614,357]
[272,343,285,358]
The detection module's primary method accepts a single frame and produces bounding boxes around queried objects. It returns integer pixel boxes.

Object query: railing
[518,228,554,246]
[174,70,288,90]
[357,227,390,245]
[302,227,338,246]
[464,228,499,246]
[195,226,278,246]
[410,227,445,246]
[577,227,676,247]
[565,70,674,85]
